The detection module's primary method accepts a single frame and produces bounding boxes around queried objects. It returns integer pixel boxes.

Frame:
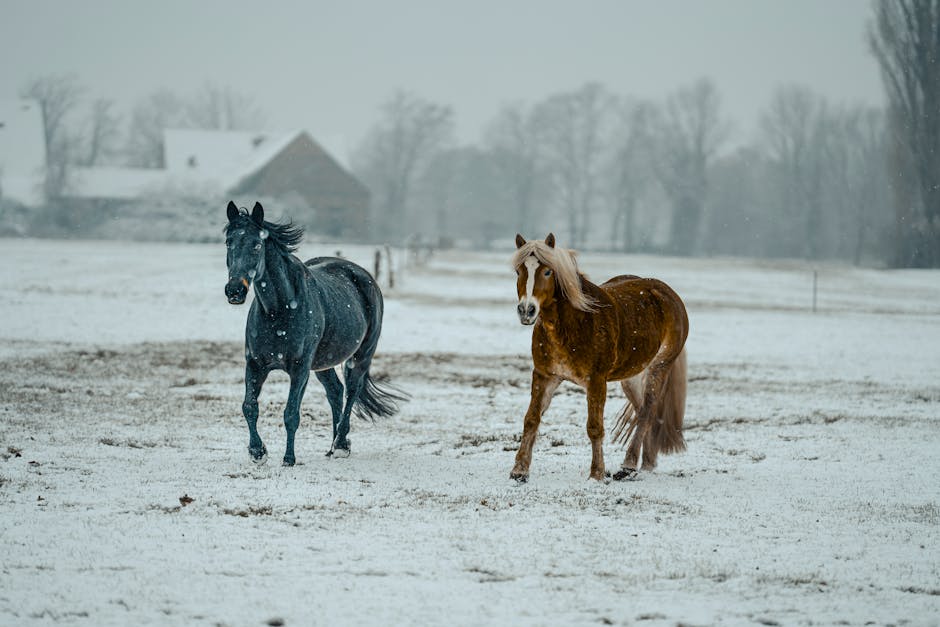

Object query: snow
[1,238,938,625]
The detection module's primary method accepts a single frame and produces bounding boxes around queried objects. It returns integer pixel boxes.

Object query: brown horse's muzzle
[225,277,250,305]
[517,300,538,325]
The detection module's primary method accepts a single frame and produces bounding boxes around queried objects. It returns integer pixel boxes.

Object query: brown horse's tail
[654,347,687,455]
[611,347,687,457]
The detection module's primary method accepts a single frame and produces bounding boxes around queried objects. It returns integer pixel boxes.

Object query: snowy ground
[1,237,938,626]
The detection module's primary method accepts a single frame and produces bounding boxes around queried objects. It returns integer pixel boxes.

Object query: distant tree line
[15,1,939,267]
[351,82,896,265]
[352,1,939,267]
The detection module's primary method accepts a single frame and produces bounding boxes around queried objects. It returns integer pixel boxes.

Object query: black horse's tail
[353,371,409,421]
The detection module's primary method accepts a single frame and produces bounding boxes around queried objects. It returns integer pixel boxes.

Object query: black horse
[224,201,405,465]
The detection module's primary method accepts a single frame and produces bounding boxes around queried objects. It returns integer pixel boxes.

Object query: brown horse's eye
[543,269,552,277]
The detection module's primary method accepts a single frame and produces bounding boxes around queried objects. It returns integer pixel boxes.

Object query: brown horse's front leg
[511,370,560,482]
[586,377,608,481]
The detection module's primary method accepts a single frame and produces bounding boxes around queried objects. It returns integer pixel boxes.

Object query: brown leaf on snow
[179,494,194,506]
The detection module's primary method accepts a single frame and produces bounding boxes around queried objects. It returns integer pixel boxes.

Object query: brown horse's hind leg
[614,377,643,481]
[510,370,561,482]
[616,345,687,480]
[585,377,608,481]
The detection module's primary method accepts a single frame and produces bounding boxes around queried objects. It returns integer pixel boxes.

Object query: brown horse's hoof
[612,467,639,481]
[589,470,610,482]
[509,471,528,483]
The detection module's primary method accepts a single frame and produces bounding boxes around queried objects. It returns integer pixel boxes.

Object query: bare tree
[606,99,654,251]
[125,89,187,168]
[125,84,266,168]
[869,0,940,267]
[760,85,829,259]
[417,147,508,246]
[705,147,776,257]
[417,148,460,240]
[653,78,729,255]
[20,74,83,198]
[484,103,544,237]
[352,91,454,242]
[534,82,616,248]
[186,82,265,131]
[823,106,891,264]
[83,98,122,166]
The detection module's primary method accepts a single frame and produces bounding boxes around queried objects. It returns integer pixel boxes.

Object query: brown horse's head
[514,233,557,325]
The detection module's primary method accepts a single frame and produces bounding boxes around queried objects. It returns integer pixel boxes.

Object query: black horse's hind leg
[282,365,311,466]
[315,368,345,456]
[332,359,369,457]
[243,359,269,463]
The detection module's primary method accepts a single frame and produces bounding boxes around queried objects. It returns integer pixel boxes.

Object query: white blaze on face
[518,254,541,322]
[524,255,539,301]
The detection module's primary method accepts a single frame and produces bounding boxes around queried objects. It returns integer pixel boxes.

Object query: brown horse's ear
[515,234,527,248]
[545,233,555,248]
[251,202,264,224]
[226,201,239,222]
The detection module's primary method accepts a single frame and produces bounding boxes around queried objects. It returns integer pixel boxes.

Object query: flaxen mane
[511,240,598,312]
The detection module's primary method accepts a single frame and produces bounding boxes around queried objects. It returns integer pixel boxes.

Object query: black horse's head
[224,201,268,305]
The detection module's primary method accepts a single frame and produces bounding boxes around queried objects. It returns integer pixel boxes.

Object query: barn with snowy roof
[69,128,370,238]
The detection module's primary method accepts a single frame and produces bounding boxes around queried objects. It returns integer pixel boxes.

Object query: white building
[0,99,47,207]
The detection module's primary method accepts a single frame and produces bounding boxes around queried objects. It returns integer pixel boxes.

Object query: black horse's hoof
[282,456,295,467]
[612,467,639,481]
[328,446,350,459]
[249,445,268,465]
[328,437,350,459]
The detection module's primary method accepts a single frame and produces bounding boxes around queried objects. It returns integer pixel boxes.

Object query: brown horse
[510,233,689,482]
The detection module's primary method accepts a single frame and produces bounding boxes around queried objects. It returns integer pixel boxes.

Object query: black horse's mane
[225,209,304,254]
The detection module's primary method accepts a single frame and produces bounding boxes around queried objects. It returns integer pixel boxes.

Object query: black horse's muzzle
[225,278,250,305]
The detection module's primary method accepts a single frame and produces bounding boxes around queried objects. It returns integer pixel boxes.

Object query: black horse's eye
[543,269,552,277]
[254,243,262,251]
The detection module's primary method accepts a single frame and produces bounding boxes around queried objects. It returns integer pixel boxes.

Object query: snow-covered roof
[68,128,358,202]
[0,99,46,207]
[163,128,302,189]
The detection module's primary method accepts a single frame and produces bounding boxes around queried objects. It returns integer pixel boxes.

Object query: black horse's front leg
[243,359,268,463]
[282,364,311,466]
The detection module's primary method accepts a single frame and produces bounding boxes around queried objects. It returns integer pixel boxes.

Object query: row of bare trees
[352,81,892,264]
[18,75,265,199]
[352,2,939,267]
[16,3,938,266]
[354,0,940,266]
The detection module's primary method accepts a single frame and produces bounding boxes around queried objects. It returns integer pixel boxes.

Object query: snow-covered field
[1,237,938,626]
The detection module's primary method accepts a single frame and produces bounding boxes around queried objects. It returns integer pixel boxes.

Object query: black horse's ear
[515,234,527,248]
[251,202,264,224]
[545,233,556,248]
[226,201,239,222]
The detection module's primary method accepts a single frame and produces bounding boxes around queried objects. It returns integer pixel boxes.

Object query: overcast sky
[1,0,883,164]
